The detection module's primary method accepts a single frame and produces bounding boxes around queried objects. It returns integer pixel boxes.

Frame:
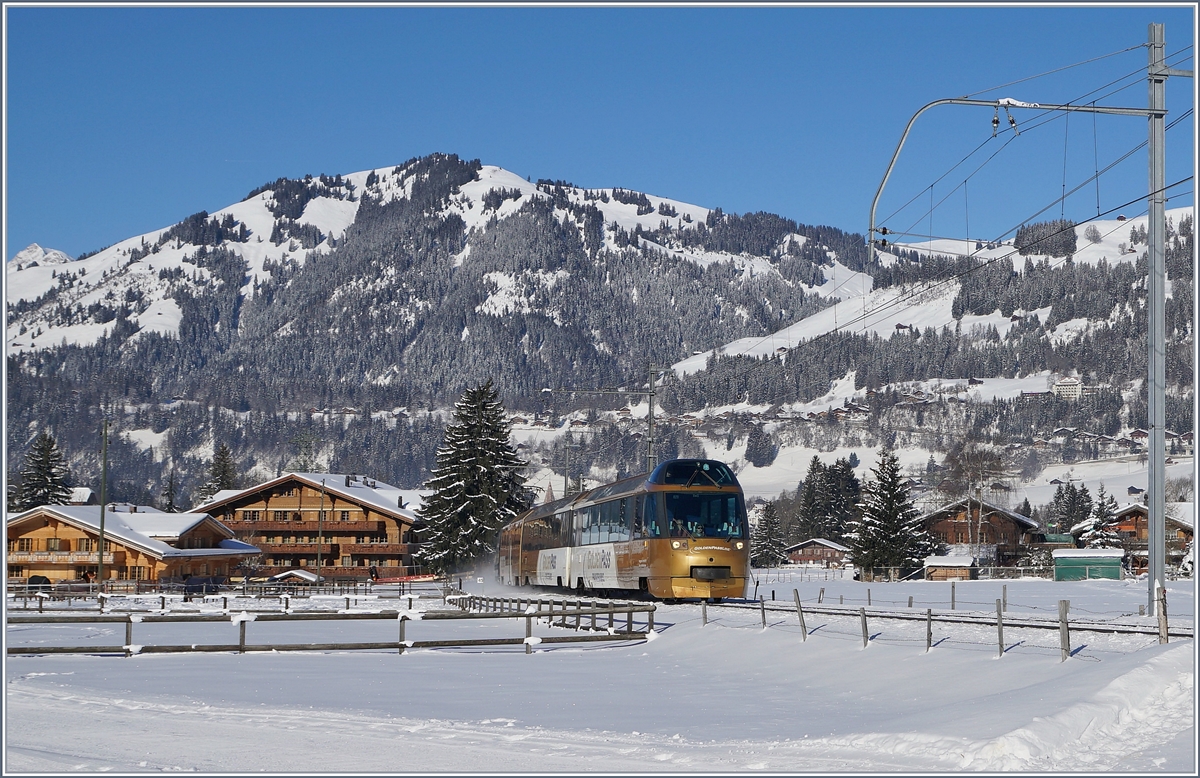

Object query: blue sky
[5,5,1195,260]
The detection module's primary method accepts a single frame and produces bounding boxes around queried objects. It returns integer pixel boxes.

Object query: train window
[654,460,737,487]
[665,493,746,539]
[641,494,663,537]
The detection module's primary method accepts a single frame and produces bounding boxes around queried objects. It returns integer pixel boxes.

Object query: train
[497,459,750,600]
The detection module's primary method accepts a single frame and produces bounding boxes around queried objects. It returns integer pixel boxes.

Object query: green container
[1053,555,1123,581]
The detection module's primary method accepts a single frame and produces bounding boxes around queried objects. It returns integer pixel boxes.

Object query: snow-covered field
[5,577,1194,772]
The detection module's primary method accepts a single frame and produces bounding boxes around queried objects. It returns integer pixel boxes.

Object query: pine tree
[417,381,533,573]
[161,469,179,512]
[846,450,932,575]
[751,502,787,567]
[1080,484,1121,549]
[193,443,240,506]
[18,432,72,510]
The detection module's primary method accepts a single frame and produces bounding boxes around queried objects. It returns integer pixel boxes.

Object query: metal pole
[316,480,326,584]
[97,420,108,593]
[646,366,656,472]
[1147,22,1167,616]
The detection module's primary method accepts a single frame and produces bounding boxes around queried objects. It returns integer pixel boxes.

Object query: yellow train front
[498,459,750,601]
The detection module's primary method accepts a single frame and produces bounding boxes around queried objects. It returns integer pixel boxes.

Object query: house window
[273,510,288,521]
[243,510,260,521]
[10,565,24,577]
[318,510,328,521]
[292,512,302,522]
[17,538,34,552]
[341,556,351,566]
[340,510,351,521]
[45,538,62,552]
[201,564,209,575]
[130,566,146,580]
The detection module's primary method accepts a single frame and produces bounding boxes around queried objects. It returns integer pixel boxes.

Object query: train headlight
[671,540,687,549]
[734,541,745,550]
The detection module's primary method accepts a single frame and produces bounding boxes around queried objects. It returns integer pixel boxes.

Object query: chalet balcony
[338,543,415,555]
[255,543,336,555]
[226,520,388,533]
[8,551,114,564]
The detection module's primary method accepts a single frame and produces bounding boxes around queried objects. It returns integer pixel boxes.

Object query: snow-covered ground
[5,577,1193,772]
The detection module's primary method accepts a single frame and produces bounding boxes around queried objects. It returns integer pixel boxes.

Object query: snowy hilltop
[6,153,1193,509]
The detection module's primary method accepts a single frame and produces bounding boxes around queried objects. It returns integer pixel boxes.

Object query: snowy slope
[4,579,1193,772]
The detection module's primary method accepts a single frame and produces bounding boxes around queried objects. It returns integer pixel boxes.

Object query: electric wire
[963,44,1147,99]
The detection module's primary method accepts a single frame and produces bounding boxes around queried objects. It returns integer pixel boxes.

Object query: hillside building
[195,472,424,581]
[915,498,1040,567]
[6,504,259,583]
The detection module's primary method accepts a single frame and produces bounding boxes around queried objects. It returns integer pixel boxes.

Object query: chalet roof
[916,498,1039,531]
[196,472,424,525]
[924,555,975,568]
[1052,548,1124,559]
[6,505,256,561]
[69,487,95,504]
[784,538,850,553]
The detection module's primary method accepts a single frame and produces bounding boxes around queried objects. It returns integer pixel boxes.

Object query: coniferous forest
[5,153,1193,507]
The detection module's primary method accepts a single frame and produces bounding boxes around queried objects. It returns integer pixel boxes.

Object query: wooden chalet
[915,498,1040,567]
[785,538,849,567]
[195,472,424,581]
[6,504,259,584]
[1069,502,1194,572]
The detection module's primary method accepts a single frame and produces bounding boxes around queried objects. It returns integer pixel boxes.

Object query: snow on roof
[6,505,255,560]
[270,569,322,583]
[69,487,94,503]
[785,538,850,552]
[916,498,1039,530]
[197,472,423,523]
[924,555,975,568]
[1052,548,1125,559]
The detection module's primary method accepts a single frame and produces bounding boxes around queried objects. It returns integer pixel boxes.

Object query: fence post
[590,602,597,631]
[839,594,843,605]
[859,608,869,648]
[399,616,406,654]
[1002,584,1007,612]
[759,597,766,629]
[575,601,582,630]
[648,606,654,632]
[240,619,247,653]
[125,617,133,658]
[626,609,632,634]
[793,589,807,641]
[1157,587,1169,644]
[951,581,956,610]
[925,608,932,652]
[996,599,1004,658]
[867,588,871,606]
[525,614,532,654]
[818,587,824,604]
[1058,599,1070,662]
[908,595,913,608]
[701,600,707,626]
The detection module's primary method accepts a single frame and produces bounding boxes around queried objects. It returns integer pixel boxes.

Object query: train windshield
[654,460,738,487]
[664,493,746,539]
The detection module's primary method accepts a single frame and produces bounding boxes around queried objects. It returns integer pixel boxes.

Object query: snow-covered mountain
[5,153,1193,507]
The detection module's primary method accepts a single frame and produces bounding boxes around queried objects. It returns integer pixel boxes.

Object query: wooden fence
[6,595,656,657]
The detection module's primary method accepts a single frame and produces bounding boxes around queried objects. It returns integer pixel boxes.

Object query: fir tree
[193,443,240,506]
[18,432,72,510]
[1080,484,1121,549]
[846,450,932,574]
[161,469,179,512]
[417,381,533,573]
[751,502,787,567]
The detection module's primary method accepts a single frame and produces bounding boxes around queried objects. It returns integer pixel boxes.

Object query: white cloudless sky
[4,4,1195,259]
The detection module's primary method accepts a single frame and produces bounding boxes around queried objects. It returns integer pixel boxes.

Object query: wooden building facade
[6,505,260,583]
[915,499,1040,567]
[196,473,423,581]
